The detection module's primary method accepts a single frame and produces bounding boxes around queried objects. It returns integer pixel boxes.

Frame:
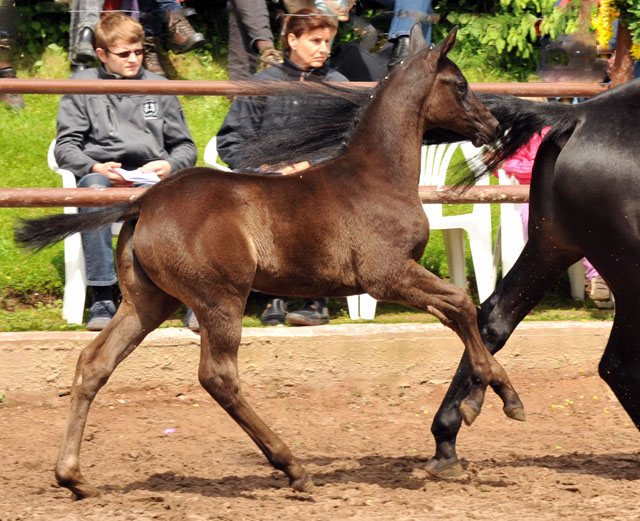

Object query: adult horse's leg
[55,221,181,499]
[385,260,524,425]
[598,301,640,429]
[425,240,581,476]
[194,296,314,492]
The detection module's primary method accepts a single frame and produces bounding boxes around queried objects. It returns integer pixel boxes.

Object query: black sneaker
[388,35,410,70]
[260,298,287,326]
[184,308,200,332]
[285,298,329,326]
[85,300,116,331]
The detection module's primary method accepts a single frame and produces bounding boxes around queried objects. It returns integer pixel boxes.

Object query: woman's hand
[278,161,311,175]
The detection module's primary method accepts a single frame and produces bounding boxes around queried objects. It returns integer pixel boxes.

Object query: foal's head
[400,26,499,147]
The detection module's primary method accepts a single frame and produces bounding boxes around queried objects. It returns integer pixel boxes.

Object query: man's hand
[140,160,172,178]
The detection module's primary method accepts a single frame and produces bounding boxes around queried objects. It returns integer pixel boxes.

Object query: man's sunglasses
[107,48,144,59]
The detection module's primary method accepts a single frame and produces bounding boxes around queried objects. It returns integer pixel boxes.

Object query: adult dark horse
[15,27,525,499]
[426,79,640,477]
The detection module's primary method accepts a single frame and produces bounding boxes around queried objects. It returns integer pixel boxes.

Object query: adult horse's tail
[14,199,142,251]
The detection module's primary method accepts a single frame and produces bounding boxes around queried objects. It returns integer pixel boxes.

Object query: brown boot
[142,36,166,76]
[165,9,204,54]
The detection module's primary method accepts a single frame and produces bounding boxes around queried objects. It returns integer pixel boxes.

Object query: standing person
[216,7,347,326]
[226,0,282,81]
[54,12,197,330]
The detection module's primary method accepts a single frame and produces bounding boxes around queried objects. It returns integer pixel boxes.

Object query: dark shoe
[70,62,89,75]
[143,36,166,76]
[260,298,287,326]
[388,35,410,70]
[184,308,199,331]
[86,300,116,331]
[285,298,329,326]
[75,27,96,64]
[259,45,282,69]
[0,66,24,110]
[166,9,205,54]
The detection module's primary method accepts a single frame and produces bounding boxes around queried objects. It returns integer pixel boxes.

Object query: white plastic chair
[203,136,232,171]
[496,168,585,300]
[48,140,122,324]
[347,141,498,320]
[420,141,497,302]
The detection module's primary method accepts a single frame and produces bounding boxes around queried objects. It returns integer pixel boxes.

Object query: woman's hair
[281,8,339,52]
[94,12,144,51]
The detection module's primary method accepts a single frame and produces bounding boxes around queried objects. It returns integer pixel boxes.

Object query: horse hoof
[424,458,464,478]
[291,475,315,493]
[504,405,526,422]
[69,483,101,500]
[460,400,480,426]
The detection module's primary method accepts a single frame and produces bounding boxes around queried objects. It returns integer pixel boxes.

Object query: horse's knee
[198,369,240,410]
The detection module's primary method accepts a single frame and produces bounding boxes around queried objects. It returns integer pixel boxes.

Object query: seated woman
[216,7,348,326]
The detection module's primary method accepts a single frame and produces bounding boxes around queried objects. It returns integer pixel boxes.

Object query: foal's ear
[409,23,428,55]
[433,26,458,58]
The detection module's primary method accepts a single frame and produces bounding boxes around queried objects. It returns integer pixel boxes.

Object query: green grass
[0,45,614,331]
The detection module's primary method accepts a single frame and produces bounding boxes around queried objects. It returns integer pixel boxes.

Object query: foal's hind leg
[385,261,524,426]
[55,222,180,499]
[194,296,314,492]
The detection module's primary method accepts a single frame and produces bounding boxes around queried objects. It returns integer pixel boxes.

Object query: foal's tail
[14,199,142,251]
[450,93,580,185]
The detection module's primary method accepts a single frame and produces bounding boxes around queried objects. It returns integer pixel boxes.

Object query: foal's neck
[344,71,430,186]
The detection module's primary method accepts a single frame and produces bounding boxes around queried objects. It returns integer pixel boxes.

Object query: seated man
[54,12,197,330]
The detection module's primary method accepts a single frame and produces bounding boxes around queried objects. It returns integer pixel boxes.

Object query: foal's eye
[456,82,467,95]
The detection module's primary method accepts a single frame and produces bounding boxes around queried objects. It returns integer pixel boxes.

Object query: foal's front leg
[195,300,314,493]
[384,260,524,425]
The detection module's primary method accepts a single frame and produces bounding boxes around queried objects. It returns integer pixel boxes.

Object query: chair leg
[443,229,467,291]
[468,231,497,303]
[62,232,87,324]
[359,293,377,320]
[568,261,586,301]
[347,295,360,320]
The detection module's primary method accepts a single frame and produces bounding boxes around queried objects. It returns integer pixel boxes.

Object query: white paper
[112,168,161,185]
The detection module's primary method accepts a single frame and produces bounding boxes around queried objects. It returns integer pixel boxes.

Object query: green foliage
[617,0,640,44]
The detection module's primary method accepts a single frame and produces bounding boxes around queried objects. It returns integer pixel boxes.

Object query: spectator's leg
[139,0,167,75]
[381,0,434,69]
[76,173,119,329]
[0,0,23,109]
[71,0,102,67]
[157,0,204,54]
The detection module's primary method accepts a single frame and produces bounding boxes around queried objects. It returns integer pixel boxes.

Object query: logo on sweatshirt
[142,98,159,119]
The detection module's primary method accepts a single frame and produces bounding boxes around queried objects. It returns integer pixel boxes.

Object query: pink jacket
[500,126,550,185]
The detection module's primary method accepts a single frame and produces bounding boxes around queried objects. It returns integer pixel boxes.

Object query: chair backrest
[48,139,78,189]
[420,141,488,220]
[203,136,232,171]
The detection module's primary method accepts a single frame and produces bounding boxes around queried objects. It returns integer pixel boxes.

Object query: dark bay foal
[15,27,524,499]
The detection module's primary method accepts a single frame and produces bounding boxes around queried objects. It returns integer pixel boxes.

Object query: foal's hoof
[460,399,481,426]
[504,405,526,422]
[291,475,315,493]
[424,457,464,478]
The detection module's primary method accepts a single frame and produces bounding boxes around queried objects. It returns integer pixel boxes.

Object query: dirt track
[1,322,639,520]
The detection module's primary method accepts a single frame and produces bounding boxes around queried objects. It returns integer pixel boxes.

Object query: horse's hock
[0,322,612,400]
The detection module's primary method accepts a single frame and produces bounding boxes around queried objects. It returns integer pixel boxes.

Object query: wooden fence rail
[0,78,601,208]
[0,186,530,208]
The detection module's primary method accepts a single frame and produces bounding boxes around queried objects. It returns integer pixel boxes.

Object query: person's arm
[216,95,266,170]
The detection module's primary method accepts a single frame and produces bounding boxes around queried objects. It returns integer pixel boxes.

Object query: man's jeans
[375,0,434,44]
[77,173,118,287]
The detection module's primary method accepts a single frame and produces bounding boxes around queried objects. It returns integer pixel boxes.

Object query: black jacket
[216,55,348,169]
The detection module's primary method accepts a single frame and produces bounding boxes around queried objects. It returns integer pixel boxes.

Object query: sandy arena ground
[1,321,639,520]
